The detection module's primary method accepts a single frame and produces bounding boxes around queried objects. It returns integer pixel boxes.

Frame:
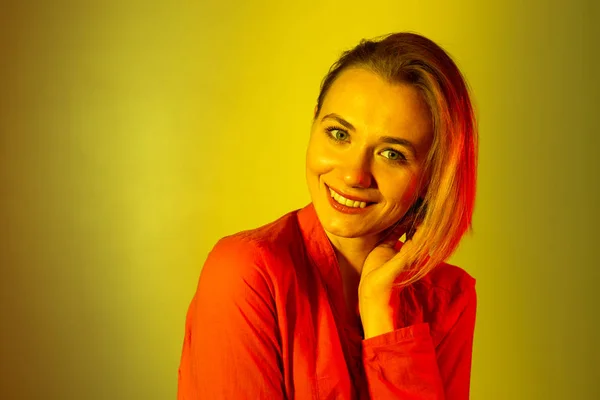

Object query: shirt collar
[297,203,365,341]
[296,203,340,291]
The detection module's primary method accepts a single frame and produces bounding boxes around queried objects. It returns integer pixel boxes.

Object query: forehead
[321,68,432,144]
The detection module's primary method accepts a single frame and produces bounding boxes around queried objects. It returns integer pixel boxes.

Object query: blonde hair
[315,32,478,286]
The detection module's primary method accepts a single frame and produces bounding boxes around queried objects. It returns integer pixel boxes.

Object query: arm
[362,323,445,400]
[434,282,477,399]
[177,237,286,399]
[361,282,477,400]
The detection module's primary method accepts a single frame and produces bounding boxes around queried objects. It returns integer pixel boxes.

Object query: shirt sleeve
[177,236,286,399]
[361,282,477,400]
[362,323,446,399]
[434,281,477,399]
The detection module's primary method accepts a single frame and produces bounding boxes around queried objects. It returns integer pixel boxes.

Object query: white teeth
[328,187,368,209]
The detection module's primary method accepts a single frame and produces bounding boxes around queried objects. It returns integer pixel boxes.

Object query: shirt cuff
[362,322,432,355]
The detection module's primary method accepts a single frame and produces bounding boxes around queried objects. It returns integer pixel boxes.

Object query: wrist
[360,301,395,339]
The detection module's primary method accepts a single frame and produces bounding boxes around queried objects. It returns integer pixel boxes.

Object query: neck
[326,233,381,275]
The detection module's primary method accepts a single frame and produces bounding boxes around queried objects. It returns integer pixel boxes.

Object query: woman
[178,32,477,399]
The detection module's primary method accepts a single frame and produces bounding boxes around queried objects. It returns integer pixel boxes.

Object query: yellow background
[1,1,598,399]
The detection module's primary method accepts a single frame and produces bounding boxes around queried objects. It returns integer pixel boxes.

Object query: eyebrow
[321,113,418,156]
[321,113,355,131]
[379,136,418,156]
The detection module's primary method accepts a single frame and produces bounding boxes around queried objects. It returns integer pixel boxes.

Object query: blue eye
[326,127,349,142]
[381,149,406,162]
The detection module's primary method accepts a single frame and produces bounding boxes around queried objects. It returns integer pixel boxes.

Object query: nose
[342,155,373,189]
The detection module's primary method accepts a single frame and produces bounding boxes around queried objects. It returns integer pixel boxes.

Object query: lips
[325,184,375,214]
[327,185,372,202]
[329,188,367,208]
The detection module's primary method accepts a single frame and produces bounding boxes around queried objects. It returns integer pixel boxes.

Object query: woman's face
[306,67,433,241]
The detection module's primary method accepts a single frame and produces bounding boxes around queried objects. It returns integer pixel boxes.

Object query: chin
[315,206,371,238]
[324,223,365,239]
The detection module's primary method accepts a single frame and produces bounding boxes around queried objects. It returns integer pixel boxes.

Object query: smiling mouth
[327,185,374,209]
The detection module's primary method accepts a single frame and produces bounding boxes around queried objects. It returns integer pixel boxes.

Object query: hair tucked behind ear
[316,32,478,286]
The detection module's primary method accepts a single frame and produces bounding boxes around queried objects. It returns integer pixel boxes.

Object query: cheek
[380,171,421,205]
[306,137,336,176]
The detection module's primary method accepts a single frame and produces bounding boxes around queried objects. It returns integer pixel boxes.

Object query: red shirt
[178,204,476,399]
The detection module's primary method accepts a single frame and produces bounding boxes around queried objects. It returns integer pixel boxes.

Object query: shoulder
[397,262,476,343]
[232,209,303,252]
[214,209,302,264]
[200,209,303,289]
[421,262,476,302]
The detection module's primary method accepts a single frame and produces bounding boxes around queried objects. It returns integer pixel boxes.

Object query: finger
[365,243,414,288]
[401,228,431,267]
[378,220,410,249]
[367,228,429,289]
[406,223,426,242]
